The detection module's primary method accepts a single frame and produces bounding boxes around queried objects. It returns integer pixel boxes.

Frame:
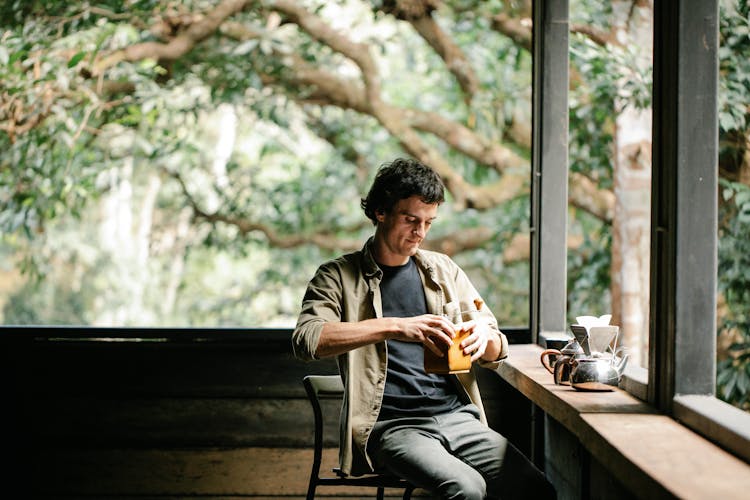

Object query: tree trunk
[610,0,653,367]
[95,159,161,326]
[96,158,136,326]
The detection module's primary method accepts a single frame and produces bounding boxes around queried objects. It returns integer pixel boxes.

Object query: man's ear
[375,209,385,222]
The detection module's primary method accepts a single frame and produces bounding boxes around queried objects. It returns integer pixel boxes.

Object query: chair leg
[306,480,317,500]
[377,486,385,500]
[403,485,414,500]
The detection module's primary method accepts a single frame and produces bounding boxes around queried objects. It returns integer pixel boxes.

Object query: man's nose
[414,223,427,237]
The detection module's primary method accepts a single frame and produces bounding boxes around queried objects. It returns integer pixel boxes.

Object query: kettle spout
[615,354,629,376]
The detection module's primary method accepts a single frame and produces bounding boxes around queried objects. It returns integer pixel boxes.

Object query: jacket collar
[361,237,381,278]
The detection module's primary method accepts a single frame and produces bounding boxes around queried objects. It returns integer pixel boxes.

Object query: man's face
[374,195,439,265]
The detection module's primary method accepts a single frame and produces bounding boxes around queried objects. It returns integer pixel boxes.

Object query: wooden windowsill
[495,344,750,499]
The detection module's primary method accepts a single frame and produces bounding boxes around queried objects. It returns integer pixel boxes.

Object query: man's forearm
[315,318,400,358]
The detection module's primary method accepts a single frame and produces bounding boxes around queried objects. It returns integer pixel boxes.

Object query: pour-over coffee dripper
[571,314,616,356]
[569,324,591,355]
[575,314,612,330]
[588,325,619,355]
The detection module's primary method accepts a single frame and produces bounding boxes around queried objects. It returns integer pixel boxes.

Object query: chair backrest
[303,375,345,480]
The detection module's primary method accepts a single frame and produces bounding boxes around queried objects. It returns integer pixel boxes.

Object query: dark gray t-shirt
[377,257,463,421]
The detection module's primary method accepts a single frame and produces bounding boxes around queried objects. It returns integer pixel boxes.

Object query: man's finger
[424,337,445,357]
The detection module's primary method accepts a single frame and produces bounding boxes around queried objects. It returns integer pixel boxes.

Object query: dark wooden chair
[303,374,416,500]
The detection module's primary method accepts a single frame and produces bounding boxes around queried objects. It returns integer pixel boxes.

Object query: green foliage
[0,3,153,244]
[449,196,531,326]
[717,179,750,410]
[719,0,750,135]
[568,36,616,186]
[3,281,87,325]
[0,0,539,328]
[566,23,619,316]
[566,217,612,324]
[715,0,750,411]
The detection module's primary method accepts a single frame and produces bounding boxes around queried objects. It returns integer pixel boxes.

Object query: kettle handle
[540,349,561,374]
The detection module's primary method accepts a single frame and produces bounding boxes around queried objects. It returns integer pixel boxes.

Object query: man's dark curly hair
[361,158,445,224]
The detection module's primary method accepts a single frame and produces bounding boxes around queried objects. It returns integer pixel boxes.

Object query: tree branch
[170,169,368,252]
[79,1,613,226]
[423,226,495,255]
[570,23,617,47]
[269,0,382,105]
[377,0,478,102]
[410,14,478,101]
[569,171,615,222]
[490,12,532,51]
[261,2,527,209]
[92,0,251,76]
[280,55,527,175]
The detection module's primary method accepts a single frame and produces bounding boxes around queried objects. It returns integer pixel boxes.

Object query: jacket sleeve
[292,262,344,361]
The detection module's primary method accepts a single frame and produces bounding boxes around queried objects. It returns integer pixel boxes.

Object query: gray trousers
[368,405,555,500]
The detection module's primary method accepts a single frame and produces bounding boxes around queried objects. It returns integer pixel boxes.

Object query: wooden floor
[28,446,428,498]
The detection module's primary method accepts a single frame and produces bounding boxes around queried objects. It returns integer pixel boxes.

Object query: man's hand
[395,314,456,357]
[457,319,497,361]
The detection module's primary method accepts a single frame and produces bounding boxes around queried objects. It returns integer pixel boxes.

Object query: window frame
[530,0,569,344]
[650,0,750,463]
[530,0,750,464]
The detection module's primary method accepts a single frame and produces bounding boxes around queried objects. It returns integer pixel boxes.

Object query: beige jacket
[292,238,508,476]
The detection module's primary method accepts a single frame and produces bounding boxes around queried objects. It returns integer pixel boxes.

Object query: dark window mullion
[650,0,718,411]
[531,0,569,344]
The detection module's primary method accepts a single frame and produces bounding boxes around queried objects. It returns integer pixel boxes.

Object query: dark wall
[3,327,531,452]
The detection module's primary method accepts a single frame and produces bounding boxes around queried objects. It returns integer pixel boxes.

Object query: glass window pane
[0,3,532,329]
[567,1,653,368]
[717,0,750,413]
